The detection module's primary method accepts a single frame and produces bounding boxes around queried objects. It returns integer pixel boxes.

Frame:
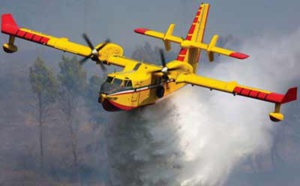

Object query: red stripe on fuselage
[103,99,155,112]
[109,86,151,96]
[109,100,135,111]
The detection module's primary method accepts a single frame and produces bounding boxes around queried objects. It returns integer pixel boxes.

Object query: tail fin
[134,3,249,73]
[176,3,210,72]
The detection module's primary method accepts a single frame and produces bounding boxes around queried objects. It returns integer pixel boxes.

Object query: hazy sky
[1,0,300,56]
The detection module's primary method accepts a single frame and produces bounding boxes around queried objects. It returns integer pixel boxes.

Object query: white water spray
[108,28,300,186]
[172,28,300,185]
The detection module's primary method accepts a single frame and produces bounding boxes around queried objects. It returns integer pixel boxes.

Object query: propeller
[79,33,110,71]
[159,49,169,81]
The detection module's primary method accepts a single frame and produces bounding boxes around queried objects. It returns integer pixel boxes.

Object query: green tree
[29,57,58,171]
[86,75,105,121]
[107,43,181,185]
[57,55,87,184]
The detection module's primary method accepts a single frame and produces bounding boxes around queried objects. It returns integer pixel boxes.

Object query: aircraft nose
[98,93,107,103]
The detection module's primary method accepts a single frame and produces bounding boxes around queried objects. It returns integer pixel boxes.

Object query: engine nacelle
[3,43,18,53]
[98,43,123,62]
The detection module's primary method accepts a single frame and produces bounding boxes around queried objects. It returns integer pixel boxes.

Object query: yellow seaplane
[1,3,297,122]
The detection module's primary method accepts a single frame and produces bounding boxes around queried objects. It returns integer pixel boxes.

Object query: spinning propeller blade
[80,33,110,71]
[97,39,110,51]
[79,56,90,65]
[83,33,95,49]
[159,49,166,67]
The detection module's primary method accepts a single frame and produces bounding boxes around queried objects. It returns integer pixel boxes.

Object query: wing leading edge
[1,14,128,67]
[176,73,297,122]
[2,14,91,56]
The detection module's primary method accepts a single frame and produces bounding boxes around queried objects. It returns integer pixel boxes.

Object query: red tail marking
[134,28,150,34]
[176,4,208,64]
[188,25,196,34]
[230,52,249,59]
[177,49,187,61]
[177,56,185,61]
[281,87,297,103]
[193,18,198,23]
[234,86,298,104]
[178,49,187,55]
[1,14,19,34]
[2,14,50,44]
[186,35,192,40]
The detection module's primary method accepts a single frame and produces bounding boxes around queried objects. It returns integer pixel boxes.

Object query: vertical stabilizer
[176,3,210,72]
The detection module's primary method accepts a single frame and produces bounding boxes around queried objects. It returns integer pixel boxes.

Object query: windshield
[113,78,123,87]
[106,76,113,84]
[100,77,133,94]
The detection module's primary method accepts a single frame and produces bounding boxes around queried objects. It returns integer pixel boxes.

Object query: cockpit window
[113,78,123,87]
[106,76,113,84]
[124,80,133,87]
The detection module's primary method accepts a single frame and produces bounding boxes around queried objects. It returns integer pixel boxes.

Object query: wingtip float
[1,3,297,122]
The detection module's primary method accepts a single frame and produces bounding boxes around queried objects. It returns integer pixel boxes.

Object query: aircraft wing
[1,14,127,67]
[1,14,91,57]
[176,73,297,122]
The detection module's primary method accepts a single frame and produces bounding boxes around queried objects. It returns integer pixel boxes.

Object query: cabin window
[113,78,123,87]
[106,76,113,84]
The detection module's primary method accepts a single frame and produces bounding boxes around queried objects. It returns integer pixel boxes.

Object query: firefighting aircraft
[1,3,297,122]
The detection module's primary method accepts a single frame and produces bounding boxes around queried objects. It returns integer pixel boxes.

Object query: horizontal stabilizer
[135,27,249,61]
[135,25,183,51]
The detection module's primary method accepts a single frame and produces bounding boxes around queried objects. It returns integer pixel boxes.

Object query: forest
[0,40,299,186]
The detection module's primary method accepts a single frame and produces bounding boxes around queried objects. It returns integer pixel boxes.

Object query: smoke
[173,28,300,185]
[107,28,300,186]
